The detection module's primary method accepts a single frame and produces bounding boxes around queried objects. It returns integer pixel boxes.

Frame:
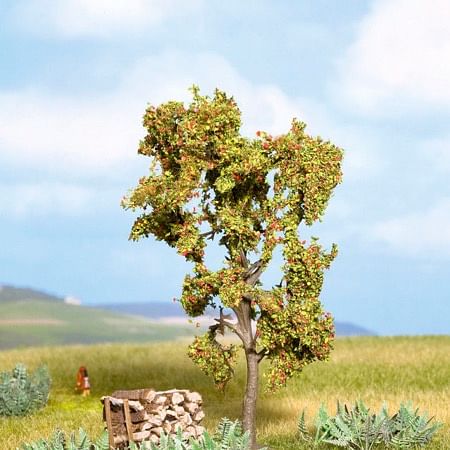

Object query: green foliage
[187,331,237,389]
[123,86,343,391]
[297,410,309,442]
[0,363,51,416]
[210,417,253,449]
[298,401,442,449]
[389,403,443,449]
[21,419,256,450]
[21,429,110,450]
[150,418,255,450]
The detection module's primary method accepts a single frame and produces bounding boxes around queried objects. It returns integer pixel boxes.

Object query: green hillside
[0,298,195,350]
[0,284,62,303]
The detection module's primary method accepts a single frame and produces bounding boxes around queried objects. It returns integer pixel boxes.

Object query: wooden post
[123,398,134,444]
[104,397,115,449]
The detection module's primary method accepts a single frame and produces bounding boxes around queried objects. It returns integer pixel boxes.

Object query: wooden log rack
[102,388,205,448]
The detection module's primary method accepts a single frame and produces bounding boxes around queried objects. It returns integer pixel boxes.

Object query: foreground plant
[156,418,255,450]
[21,429,110,450]
[0,363,51,416]
[123,86,343,447]
[298,400,442,449]
[21,418,256,450]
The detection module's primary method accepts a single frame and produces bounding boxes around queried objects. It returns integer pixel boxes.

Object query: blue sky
[1,0,449,335]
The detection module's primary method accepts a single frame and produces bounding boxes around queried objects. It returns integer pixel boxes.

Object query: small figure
[75,366,91,396]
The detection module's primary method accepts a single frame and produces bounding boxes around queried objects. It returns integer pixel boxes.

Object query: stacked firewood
[101,388,205,448]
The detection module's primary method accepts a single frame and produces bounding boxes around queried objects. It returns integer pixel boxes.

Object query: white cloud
[0,51,377,216]
[371,199,450,257]
[122,52,380,180]
[121,52,307,136]
[11,0,203,38]
[420,136,450,172]
[337,0,450,113]
[0,51,345,176]
[0,89,143,174]
[0,183,93,218]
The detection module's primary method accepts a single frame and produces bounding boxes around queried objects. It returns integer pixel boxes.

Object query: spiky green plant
[389,403,442,449]
[298,401,442,449]
[0,363,51,416]
[297,410,310,443]
[210,417,252,450]
[21,429,110,450]
[20,418,262,450]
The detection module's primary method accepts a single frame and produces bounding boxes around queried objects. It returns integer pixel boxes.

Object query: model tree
[122,86,343,448]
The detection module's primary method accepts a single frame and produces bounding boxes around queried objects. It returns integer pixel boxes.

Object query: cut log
[151,426,164,437]
[148,415,163,427]
[185,391,202,404]
[142,389,156,402]
[174,405,185,415]
[171,392,184,405]
[128,400,144,411]
[193,410,205,422]
[154,395,167,405]
[179,412,193,426]
[165,409,178,420]
[109,408,149,424]
[184,402,199,414]
[140,422,152,432]
[132,430,151,441]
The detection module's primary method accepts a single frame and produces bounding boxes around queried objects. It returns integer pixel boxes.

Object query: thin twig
[200,230,215,240]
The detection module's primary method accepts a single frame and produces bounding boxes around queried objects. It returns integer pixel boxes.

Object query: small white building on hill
[64,296,81,306]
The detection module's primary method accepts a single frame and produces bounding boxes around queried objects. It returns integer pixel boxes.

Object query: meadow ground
[0,336,448,449]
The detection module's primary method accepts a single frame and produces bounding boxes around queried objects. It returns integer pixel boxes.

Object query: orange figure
[75,366,91,396]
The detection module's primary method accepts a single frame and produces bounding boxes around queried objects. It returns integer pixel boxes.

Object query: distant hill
[99,302,376,336]
[0,284,62,302]
[0,287,196,350]
[99,301,189,319]
[0,285,374,350]
[335,321,375,336]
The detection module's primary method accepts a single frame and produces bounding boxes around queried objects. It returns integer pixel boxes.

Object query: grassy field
[0,336,449,449]
[0,299,195,349]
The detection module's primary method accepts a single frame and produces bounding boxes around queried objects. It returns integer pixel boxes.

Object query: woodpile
[101,388,205,448]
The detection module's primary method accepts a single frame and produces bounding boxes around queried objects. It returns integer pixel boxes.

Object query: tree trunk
[242,349,259,449]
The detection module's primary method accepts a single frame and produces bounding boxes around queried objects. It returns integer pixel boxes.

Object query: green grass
[0,336,449,449]
[0,300,195,349]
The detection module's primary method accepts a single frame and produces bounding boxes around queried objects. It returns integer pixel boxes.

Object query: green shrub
[21,429,110,450]
[298,400,442,449]
[20,418,259,450]
[0,363,51,416]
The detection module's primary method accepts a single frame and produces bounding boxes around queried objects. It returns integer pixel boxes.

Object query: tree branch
[244,259,265,286]
[239,248,249,269]
[211,308,245,342]
[256,350,266,362]
[200,230,215,240]
[219,319,245,341]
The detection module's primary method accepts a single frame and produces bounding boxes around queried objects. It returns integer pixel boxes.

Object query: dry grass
[0,336,449,449]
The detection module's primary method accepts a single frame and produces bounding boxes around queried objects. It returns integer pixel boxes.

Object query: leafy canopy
[122,87,343,391]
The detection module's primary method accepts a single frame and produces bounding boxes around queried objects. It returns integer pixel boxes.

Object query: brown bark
[233,297,260,450]
[233,251,266,449]
[242,348,259,449]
